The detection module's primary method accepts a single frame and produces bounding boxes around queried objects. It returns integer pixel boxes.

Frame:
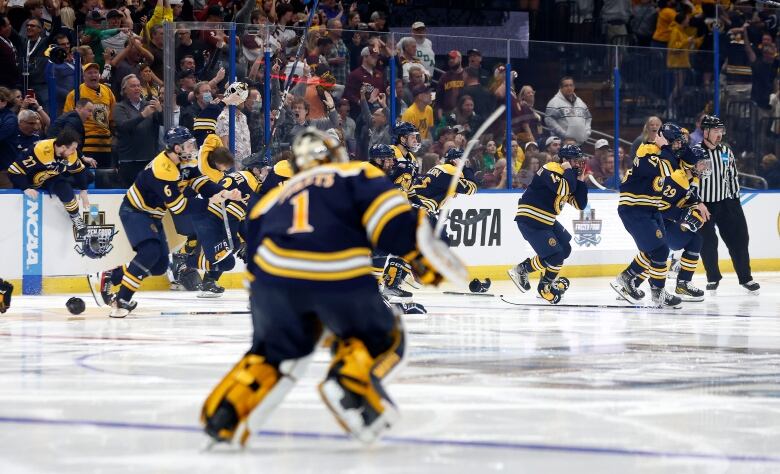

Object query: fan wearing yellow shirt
[63,63,117,168]
[401,86,434,142]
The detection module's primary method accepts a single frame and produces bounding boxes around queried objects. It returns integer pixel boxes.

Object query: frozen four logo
[73,208,119,259]
[572,206,602,247]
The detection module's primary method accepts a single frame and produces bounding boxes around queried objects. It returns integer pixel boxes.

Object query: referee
[698,115,760,295]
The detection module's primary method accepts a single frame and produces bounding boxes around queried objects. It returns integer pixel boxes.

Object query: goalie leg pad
[201,354,280,445]
[319,338,401,444]
[413,211,468,286]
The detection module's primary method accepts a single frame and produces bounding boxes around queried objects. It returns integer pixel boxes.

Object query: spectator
[175,29,208,74]
[598,150,620,189]
[631,0,657,47]
[588,138,611,184]
[0,14,21,90]
[109,35,153,97]
[480,139,499,172]
[399,37,426,84]
[147,24,166,79]
[465,49,491,86]
[402,64,426,103]
[336,98,355,146]
[524,140,545,164]
[320,0,345,22]
[545,77,591,144]
[277,95,339,146]
[326,19,349,86]
[358,89,391,159]
[216,98,252,168]
[435,50,465,120]
[47,98,92,146]
[138,63,161,101]
[652,0,677,48]
[447,94,482,138]
[601,0,631,43]
[15,108,42,160]
[22,17,49,110]
[347,22,369,71]
[689,112,705,146]
[401,85,434,144]
[175,68,197,104]
[113,73,162,185]
[369,10,388,33]
[631,115,662,157]
[63,62,116,168]
[516,85,543,144]
[343,45,385,115]
[244,87,262,153]
[101,9,129,56]
[50,34,75,111]
[740,25,780,120]
[667,13,701,112]
[516,155,541,189]
[17,89,49,131]
[180,81,211,131]
[401,22,435,78]
[759,153,780,188]
[543,135,561,161]
[0,86,17,188]
[482,157,506,188]
[462,67,494,125]
[430,126,456,157]
[80,10,120,69]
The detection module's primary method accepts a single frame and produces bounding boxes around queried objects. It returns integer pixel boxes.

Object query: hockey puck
[66,297,86,315]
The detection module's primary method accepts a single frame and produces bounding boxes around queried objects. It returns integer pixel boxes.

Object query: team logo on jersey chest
[573,207,603,247]
[656,229,663,238]
[548,237,557,246]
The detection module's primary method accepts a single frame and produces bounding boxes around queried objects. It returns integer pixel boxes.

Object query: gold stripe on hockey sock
[530,256,545,272]
[635,252,652,271]
[64,199,79,213]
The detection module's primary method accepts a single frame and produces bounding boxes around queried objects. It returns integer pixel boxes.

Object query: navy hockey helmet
[393,121,421,153]
[243,152,272,171]
[686,144,712,178]
[660,123,685,143]
[558,144,585,175]
[164,126,194,148]
[368,144,396,171]
[443,147,464,164]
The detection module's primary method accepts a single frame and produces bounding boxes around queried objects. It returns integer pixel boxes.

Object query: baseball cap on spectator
[86,10,104,22]
[106,9,122,19]
[82,62,100,72]
[360,46,379,57]
[176,68,195,81]
[545,136,561,147]
[466,49,482,57]
[594,138,610,150]
[524,141,539,152]
[448,50,462,60]
[411,21,426,30]
[206,5,224,19]
[411,85,431,97]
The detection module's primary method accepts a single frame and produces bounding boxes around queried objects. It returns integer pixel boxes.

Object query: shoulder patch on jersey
[239,170,261,193]
[274,160,293,178]
[152,153,181,181]
[543,162,564,174]
[636,143,661,158]
[249,185,283,219]
[33,139,56,165]
[669,169,690,190]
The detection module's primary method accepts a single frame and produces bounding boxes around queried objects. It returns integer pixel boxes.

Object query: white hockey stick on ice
[435,105,506,236]
[217,202,235,264]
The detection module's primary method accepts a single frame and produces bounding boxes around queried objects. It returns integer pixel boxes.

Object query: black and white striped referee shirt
[699,143,740,203]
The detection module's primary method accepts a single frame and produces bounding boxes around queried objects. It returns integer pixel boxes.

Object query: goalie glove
[409,210,468,287]
[680,206,704,232]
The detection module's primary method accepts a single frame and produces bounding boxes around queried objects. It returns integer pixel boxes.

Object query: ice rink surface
[0,273,779,474]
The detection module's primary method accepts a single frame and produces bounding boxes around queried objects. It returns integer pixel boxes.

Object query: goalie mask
[224,81,249,104]
[291,127,348,172]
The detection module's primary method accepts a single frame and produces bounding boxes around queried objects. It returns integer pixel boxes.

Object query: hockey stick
[442,291,495,298]
[442,209,491,227]
[587,174,607,190]
[161,310,250,316]
[435,105,506,235]
[499,296,674,310]
[217,202,234,263]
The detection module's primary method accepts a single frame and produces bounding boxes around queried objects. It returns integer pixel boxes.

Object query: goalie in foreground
[201,128,467,446]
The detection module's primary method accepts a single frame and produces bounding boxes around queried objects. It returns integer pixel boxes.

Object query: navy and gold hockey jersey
[657,168,701,222]
[618,143,675,210]
[390,145,418,194]
[192,103,225,146]
[408,163,477,213]
[515,162,587,227]
[247,161,422,290]
[125,152,197,219]
[8,139,90,190]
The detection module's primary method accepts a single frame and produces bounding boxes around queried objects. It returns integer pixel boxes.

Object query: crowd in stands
[1,0,779,191]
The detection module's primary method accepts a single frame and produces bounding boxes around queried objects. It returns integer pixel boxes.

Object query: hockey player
[8,129,92,238]
[408,148,478,214]
[190,134,262,297]
[201,128,465,446]
[508,144,588,304]
[0,279,12,314]
[390,121,421,192]
[90,127,240,318]
[610,123,683,308]
[632,144,710,301]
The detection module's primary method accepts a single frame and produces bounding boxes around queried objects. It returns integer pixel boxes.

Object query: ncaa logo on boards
[573,206,602,247]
